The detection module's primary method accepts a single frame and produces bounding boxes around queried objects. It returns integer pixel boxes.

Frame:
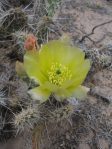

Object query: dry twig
[79,20,112,43]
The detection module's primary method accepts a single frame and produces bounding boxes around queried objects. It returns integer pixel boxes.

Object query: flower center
[48,63,72,86]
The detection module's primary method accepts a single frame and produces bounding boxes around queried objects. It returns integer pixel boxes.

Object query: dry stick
[79,20,112,43]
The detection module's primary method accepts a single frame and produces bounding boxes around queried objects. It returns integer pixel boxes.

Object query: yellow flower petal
[72,85,89,100]
[28,86,51,102]
[24,51,48,83]
[62,59,90,89]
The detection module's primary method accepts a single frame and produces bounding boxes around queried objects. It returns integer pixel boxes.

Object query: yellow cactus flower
[24,40,90,101]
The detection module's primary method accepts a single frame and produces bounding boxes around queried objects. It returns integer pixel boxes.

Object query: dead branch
[79,20,112,43]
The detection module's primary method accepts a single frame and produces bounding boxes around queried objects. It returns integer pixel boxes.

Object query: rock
[93,70,112,88]
[78,143,90,149]
[102,105,112,117]
[98,138,109,149]
[91,70,112,103]
[91,86,112,103]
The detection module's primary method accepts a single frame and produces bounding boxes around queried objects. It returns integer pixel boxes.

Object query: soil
[50,0,112,48]
[0,0,112,149]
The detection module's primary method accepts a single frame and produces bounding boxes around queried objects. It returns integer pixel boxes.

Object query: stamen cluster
[48,63,72,86]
